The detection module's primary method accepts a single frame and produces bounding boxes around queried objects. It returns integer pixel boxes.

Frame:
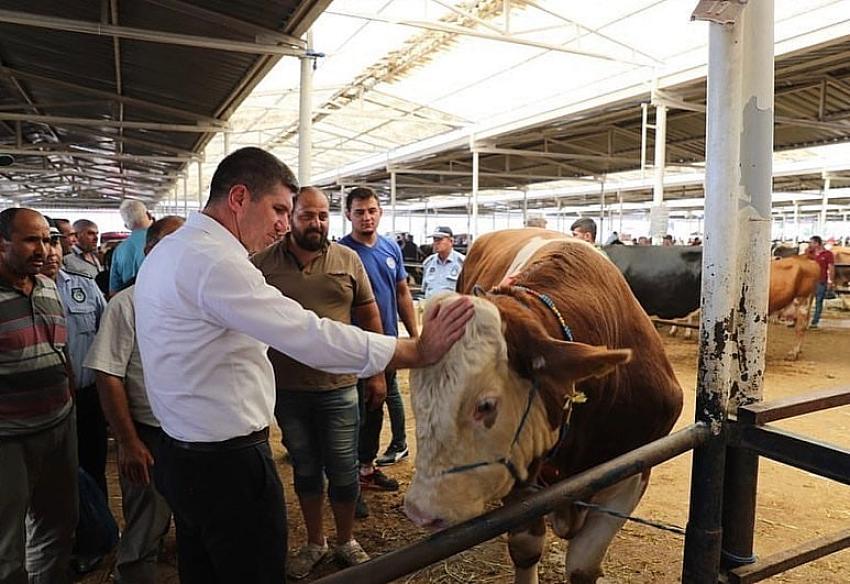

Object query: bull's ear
[535,340,631,384]
[501,305,631,384]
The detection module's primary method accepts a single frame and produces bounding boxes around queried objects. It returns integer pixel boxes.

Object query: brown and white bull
[405,229,684,584]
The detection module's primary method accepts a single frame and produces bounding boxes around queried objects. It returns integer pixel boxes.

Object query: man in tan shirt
[252,187,384,579]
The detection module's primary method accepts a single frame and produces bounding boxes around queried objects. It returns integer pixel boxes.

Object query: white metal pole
[471,151,479,240]
[599,180,605,244]
[819,177,830,235]
[223,131,231,156]
[390,171,397,233]
[183,176,188,217]
[522,188,528,225]
[651,104,668,244]
[618,191,624,233]
[793,202,800,241]
[196,160,203,208]
[339,185,346,236]
[722,2,774,572]
[683,11,744,582]
[298,32,313,186]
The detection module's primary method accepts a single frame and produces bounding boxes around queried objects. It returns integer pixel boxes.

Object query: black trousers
[76,384,108,496]
[357,370,398,465]
[154,438,287,584]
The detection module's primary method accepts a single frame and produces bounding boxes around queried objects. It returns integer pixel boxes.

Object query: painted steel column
[820,177,830,235]
[618,191,624,233]
[183,176,188,217]
[390,171,397,233]
[651,105,668,244]
[196,160,204,208]
[722,0,774,571]
[223,131,231,156]
[793,202,800,241]
[471,151,479,240]
[298,32,313,186]
[599,180,605,244]
[682,13,744,584]
[339,184,346,236]
[522,188,528,225]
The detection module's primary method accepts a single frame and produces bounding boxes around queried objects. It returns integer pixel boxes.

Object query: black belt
[165,427,269,453]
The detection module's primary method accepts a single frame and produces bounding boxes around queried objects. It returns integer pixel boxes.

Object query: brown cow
[769,255,821,359]
[405,229,683,584]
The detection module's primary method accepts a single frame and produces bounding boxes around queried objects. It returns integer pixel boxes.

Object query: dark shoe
[376,444,410,466]
[355,495,370,519]
[71,554,104,575]
[359,468,399,492]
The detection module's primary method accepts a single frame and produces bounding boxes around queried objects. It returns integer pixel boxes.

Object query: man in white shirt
[134,147,473,584]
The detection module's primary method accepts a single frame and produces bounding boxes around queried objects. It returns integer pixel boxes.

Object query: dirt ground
[84,303,850,583]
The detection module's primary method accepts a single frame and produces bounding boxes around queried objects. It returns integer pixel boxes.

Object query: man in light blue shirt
[421,226,465,299]
[110,200,153,295]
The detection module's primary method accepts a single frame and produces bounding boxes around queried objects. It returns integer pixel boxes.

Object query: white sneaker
[334,538,370,567]
[287,539,329,580]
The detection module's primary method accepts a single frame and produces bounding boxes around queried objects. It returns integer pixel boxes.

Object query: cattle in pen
[404,229,683,584]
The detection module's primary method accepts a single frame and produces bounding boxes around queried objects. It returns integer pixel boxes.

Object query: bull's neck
[511,384,560,482]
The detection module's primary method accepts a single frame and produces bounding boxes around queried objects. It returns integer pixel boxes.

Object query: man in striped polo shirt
[0,208,78,584]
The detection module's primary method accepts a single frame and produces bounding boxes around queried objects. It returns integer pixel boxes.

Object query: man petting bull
[133,147,473,584]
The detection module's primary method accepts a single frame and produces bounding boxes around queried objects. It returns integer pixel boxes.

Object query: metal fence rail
[313,423,710,584]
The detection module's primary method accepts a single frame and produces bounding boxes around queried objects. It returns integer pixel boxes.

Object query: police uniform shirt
[422,249,465,299]
[56,269,106,389]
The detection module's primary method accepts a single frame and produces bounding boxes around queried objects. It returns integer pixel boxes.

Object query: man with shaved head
[0,208,78,584]
[65,219,103,279]
[252,187,384,578]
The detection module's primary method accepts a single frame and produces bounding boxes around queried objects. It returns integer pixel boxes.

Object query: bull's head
[404,292,631,529]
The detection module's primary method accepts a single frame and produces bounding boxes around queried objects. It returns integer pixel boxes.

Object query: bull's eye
[476,398,497,415]
[474,397,499,429]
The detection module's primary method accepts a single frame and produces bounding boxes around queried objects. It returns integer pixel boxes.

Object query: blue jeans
[811,281,827,325]
[274,386,360,502]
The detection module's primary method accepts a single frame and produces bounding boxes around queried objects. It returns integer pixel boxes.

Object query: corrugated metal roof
[0,0,329,208]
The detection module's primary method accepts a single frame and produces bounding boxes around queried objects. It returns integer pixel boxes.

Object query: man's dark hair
[570,217,597,239]
[294,186,327,210]
[207,147,299,206]
[345,186,381,211]
[810,235,823,246]
[146,215,185,249]
[0,208,24,240]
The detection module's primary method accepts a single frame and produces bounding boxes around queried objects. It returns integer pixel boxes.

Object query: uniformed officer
[42,219,109,496]
[421,226,465,299]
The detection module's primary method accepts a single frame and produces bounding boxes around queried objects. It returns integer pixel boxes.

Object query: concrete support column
[298,32,314,186]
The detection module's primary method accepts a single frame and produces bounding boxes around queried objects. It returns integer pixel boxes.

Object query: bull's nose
[403,499,445,530]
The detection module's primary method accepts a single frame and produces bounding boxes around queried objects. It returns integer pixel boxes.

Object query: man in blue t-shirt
[339,187,419,518]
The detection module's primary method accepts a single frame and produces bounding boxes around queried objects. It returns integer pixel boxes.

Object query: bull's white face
[404,295,558,528]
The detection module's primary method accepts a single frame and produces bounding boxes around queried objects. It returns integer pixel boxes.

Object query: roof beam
[0,147,192,163]
[144,0,305,48]
[0,65,225,125]
[473,146,639,165]
[326,9,652,66]
[0,112,226,133]
[0,8,305,57]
